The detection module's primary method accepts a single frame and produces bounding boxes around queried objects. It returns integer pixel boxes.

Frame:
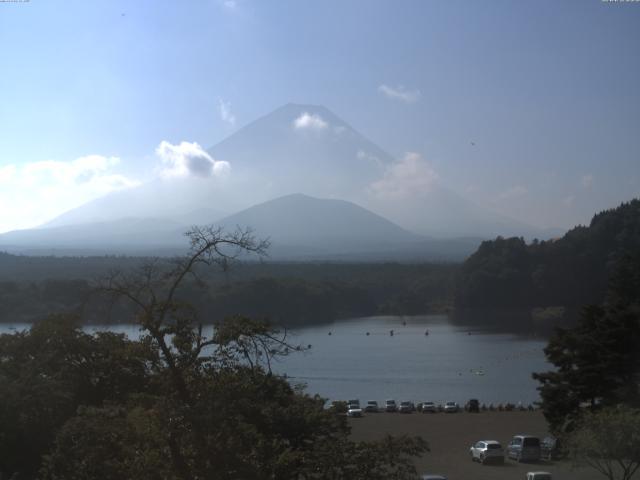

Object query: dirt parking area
[349,410,635,480]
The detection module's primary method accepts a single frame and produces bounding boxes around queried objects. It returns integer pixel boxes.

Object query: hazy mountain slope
[43,182,226,228]
[216,193,417,245]
[214,193,481,260]
[0,217,186,252]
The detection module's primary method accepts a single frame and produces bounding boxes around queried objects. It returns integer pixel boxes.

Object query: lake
[0,314,550,405]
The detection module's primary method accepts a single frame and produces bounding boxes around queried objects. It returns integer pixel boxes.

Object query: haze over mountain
[1,103,560,257]
[0,193,482,260]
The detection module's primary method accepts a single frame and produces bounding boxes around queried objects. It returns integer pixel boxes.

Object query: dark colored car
[467,398,480,412]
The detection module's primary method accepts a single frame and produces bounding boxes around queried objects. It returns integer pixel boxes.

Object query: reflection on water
[0,314,550,404]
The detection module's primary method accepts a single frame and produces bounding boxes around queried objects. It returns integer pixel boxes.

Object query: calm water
[0,314,550,405]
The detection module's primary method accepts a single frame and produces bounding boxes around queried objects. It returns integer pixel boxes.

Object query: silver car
[421,401,437,413]
[507,435,541,462]
[398,401,414,413]
[443,401,459,413]
[385,399,397,412]
[470,440,504,464]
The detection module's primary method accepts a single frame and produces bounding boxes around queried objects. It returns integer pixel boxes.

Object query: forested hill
[455,199,640,315]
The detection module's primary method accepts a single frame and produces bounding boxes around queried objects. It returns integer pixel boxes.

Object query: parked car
[469,440,504,464]
[466,398,480,412]
[365,400,379,412]
[540,436,559,460]
[444,401,459,413]
[398,401,415,413]
[526,472,552,480]
[421,401,437,413]
[507,435,541,462]
[347,405,363,417]
[385,399,397,412]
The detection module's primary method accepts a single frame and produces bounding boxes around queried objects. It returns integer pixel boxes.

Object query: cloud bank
[0,155,139,233]
[378,84,421,103]
[293,112,328,131]
[156,141,231,179]
[218,98,236,126]
[369,152,439,199]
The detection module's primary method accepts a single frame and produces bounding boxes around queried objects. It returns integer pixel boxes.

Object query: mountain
[0,217,187,255]
[4,103,556,255]
[208,103,394,201]
[0,193,482,260]
[214,193,481,260]
[208,103,553,239]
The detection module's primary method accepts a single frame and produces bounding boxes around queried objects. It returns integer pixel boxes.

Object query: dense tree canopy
[533,254,640,433]
[455,199,640,322]
[0,227,428,480]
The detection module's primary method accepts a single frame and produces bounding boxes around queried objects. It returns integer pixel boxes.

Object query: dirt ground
[348,410,637,480]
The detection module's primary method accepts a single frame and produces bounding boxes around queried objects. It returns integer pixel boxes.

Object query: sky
[0,0,639,233]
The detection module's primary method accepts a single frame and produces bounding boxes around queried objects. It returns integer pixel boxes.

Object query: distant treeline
[454,199,640,328]
[0,259,456,326]
[3,199,639,330]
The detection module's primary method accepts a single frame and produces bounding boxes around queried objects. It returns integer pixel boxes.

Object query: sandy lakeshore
[348,410,637,480]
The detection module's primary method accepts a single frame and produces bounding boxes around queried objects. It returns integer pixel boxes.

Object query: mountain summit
[208,103,393,201]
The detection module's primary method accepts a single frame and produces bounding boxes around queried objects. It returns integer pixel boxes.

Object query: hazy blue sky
[0,0,639,232]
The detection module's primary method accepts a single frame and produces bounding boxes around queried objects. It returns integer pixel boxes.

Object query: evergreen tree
[533,254,640,433]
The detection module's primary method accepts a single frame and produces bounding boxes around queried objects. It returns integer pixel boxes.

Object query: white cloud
[293,112,328,131]
[356,149,383,169]
[581,174,594,189]
[497,185,528,201]
[563,195,575,207]
[378,84,421,103]
[223,0,237,8]
[218,98,236,126]
[0,155,139,233]
[369,152,439,199]
[156,141,230,179]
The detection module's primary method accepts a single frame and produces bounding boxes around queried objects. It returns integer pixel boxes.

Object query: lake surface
[0,314,550,405]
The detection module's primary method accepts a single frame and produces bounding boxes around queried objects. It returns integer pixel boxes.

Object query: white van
[526,472,551,480]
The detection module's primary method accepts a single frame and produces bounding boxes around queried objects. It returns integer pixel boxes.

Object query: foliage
[533,254,640,433]
[0,315,157,478]
[0,258,457,326]
[1,227,429,479]
[564,406,640,480]
[455,199,640,319]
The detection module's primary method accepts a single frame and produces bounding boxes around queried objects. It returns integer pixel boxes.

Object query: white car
[421,401,437,413]
[385,399,397,412]
[347,405,363,417]
[444,401,459,413]
[470,440,504,464]
[526,473,552,480]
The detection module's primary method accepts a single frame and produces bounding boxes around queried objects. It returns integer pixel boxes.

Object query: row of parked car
[341,399,475,416]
